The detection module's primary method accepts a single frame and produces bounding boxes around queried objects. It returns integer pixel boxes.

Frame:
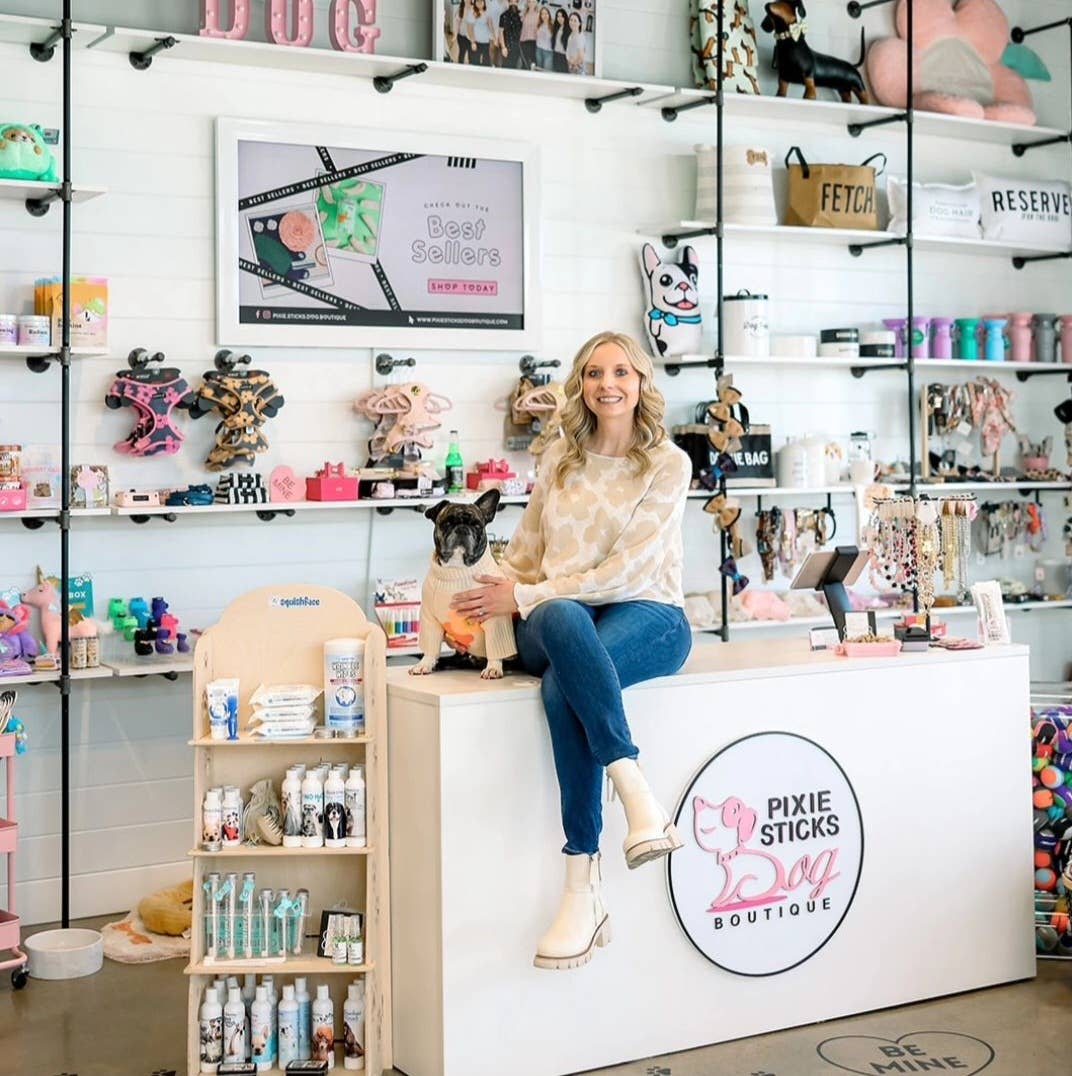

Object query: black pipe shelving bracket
[519,355,561,377]
[1016,367,1072,383]
[662,225,719,249]
[661,94,717,123]
[1012,17,1072,43]
[375,353,417,376]
[25,180,71,218]
[255,508,297,522]
[1012,251,1072,270]
[129,36,177,70]
[851,361,909,378]
[373,63,427,94]
[585,86,643,114]
[1012,132,1072,157]
[847,0,894,17]
[848,112,908,137]
[127,513,178,525]
[664,356,723,377]
[30,23,65,62]
[849,236,908,257]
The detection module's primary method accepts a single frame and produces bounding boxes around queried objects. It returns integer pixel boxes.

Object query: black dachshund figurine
[760,1,870,103]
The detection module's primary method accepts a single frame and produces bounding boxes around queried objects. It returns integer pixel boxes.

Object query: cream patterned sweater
[502,439,692,619]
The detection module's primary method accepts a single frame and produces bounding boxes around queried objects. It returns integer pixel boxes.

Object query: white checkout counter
[386,639,1034,1076]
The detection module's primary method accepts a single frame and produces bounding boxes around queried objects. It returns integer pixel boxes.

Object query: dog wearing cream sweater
[411,489,517,679]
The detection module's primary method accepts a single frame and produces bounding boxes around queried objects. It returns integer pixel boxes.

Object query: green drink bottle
[445,430,464,494]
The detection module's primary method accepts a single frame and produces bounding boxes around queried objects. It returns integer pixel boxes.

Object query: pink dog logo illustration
[692,794,841,914]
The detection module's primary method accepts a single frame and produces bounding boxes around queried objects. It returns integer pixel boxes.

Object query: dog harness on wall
[104,373,196,457]
[189,370,286,471]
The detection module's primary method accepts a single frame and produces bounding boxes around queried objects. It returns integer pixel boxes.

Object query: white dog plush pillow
[640,243,703,358]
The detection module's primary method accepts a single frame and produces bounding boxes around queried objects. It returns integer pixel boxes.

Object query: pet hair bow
[776,19,808,42]
[720,556,749,596]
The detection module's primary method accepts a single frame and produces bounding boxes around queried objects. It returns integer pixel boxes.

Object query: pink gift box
[0,485,27,512]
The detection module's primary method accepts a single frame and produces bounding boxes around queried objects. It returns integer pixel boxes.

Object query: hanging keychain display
[103,348,197,457]
[187,350,286,471]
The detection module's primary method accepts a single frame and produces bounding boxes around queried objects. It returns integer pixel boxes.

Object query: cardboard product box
[71,464,109,509]
[35,276,108,348]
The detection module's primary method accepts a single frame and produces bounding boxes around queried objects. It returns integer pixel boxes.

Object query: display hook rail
[375,353,417,376]
[1012,17,1072,156]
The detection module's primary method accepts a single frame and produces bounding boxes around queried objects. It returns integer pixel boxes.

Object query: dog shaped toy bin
[410,489,517,680]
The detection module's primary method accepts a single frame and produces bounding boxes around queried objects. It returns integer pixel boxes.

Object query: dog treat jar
[722,290,770,357]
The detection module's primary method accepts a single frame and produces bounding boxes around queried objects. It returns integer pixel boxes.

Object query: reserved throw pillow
[887,176,980,239]
[975,173,1072,249]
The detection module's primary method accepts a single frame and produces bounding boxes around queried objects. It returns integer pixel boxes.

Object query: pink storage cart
[1,726,29,989]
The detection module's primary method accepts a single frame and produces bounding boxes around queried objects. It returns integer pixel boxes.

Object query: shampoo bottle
[278,983,300,1068]
[312,983,336,1069]
[251,985,273,1071]
[282,766,303,847]
[223,986,247,1063]
[345,765,366,848]
[201,789,222,851]
[199,986,223,1074]
[222,786,242,849]
[324,766,347,848]
[262,973,278,1064]
[301,768,324,849]
[343,981,365,1070]
[294,975,312,1060]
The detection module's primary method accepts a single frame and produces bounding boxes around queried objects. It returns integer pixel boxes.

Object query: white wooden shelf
[0,13,105,50]
[0,665,113,687]
[644,87,1069,148]
[104,655,194,678]
[911,481,1072,493]
[915,234,1071,260]
[87,25,671,105]
[0,344,108,361]
[188,846,370,857]
[917,358,1072,373]
[0,178,106,206]
[187,957,373,976]
[709,354,904,371]
[0,506,111,520]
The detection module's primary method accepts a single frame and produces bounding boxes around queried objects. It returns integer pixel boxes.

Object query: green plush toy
[0,123,58,182]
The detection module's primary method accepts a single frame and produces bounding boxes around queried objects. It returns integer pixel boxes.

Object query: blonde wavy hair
[553,331,667,487]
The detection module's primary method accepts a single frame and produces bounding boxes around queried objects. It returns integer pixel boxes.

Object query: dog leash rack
[375,353,418,376]
[585,86,644,114]
[373,63,428,94]
[660,94,717,123]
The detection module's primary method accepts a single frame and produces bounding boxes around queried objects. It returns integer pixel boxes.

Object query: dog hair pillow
[867,0,1035,125]
[640,243,703,359]
[691,1,760,95]
[887,176,981,239]
[974,173,1072,248]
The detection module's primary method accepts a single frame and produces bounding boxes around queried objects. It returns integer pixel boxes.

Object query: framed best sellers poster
[215,118,540,349]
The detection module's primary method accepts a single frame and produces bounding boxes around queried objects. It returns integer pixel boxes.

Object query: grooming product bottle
[282,766,303,847]
[223,986,247,1063]
[239,873,256,959]
[343,981,365,1070]
[278,984,300,1068]
[263,974,279,1064]
[302,767,325,849]
[445,429,464,493]
[202,789,222,851]
[345,765,366,848]
[274,891,291,957]
[200,986,223,1073]
[312,983,336,1069]
[324,766,347,848]
[225,873,239,959]
[222,787,243,849]
[347,914,363,966]
[251,986,273,1071]
[295,976,312,1060]
[324,638,365,737]
[205,874,221,959]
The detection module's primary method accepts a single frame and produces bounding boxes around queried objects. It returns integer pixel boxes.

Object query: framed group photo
[215,118,541,350]
[436,0,600,79]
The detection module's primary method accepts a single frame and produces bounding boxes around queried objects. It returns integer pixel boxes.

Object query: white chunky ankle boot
[532,853,611,970]
[606,758,683,869]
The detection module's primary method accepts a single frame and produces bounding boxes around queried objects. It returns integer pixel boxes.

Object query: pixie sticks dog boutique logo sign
[668,732,864,976]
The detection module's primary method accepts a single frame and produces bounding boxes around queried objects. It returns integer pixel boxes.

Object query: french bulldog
[410,488,518,679]
[640,242,703,358]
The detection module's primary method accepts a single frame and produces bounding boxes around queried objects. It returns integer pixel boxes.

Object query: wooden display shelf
[104,655,194,678]
[0,665,112,687]
[187,958,373,976]
[188,846,371,857]
[190,733,371,747]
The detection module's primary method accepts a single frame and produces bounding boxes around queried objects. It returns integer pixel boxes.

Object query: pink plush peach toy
[867,0,1036,126]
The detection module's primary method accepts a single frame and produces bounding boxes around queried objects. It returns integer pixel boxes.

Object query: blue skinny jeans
[515,598,692,855]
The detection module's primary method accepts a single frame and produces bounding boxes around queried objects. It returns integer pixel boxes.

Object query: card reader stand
[790,546,871,641]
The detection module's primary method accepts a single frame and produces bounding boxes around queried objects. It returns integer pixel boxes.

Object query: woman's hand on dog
[451,574,518,626]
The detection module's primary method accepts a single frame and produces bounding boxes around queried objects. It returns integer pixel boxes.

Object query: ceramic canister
[1034,314,1058,363]
[722,146,777,226]
[722,290,770,357]
[859,330,896,358]
[0,314,17,345]
[955,317,981,360]
[771,334,817,358]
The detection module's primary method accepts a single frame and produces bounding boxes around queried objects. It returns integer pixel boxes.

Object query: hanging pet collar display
[104,349,197,458]
[639,243,702,359]
[188,351,286,471]
[353,382,453,463]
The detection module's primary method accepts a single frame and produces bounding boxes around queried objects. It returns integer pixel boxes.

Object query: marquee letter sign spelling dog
[199,0,380,54]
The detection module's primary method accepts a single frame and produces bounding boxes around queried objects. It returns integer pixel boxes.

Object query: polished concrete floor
[1,916,1068,1075]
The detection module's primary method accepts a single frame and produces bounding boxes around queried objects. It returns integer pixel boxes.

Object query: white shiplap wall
[1,0,1071,923]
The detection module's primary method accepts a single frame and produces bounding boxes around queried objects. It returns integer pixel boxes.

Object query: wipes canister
[324,637,365,736]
